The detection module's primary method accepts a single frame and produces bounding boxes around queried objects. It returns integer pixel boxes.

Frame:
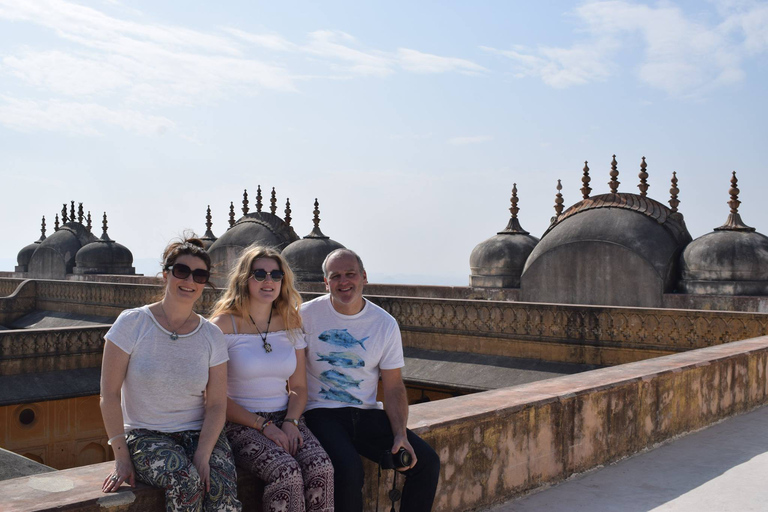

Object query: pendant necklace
[249,308,273,353]
[160,303,194,341]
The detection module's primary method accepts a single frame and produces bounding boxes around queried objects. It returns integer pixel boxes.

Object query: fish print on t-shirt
[316,330,368,404]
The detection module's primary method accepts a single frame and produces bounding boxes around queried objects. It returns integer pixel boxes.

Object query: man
[302,249,440,512]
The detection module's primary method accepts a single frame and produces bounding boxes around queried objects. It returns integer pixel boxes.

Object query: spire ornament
[39,216,46,241]
[256,185,263,212]
[715,171,754,231]
[62,204,68,223]
[498,184,529,234]
[70,201,76,222]
[242,189,249,216]
[669,172,680,213]
[78,203,84,223]
[203,205,216,239]
[100,212,113,241]
[229,202,236,228]
[284,199,292,226]
[54,214,60,231]
[554,180,564,216]
[609,155,620,194]
[270,188,277,215]
[581,161,591,199]
[638,157,649,197]
[86,212,92,232]
[306,198,329,239]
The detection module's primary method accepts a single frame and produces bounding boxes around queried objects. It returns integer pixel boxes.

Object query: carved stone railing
[371,296,768,360]
[0,325,110,375]
[0,278,23,297]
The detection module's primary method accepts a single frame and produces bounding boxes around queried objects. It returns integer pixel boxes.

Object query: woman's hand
[281,421,304,456]
[102,458,136,493]
[262,422,290,452]
[192,450,211,492]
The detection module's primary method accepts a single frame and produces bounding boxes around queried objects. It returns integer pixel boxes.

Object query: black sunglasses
[165,263,210,284]
[250,269,285,282]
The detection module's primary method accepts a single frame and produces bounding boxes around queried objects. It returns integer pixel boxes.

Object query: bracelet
[252,415,262,431]
[283,418,299,428]
[260,420,274,432]
[107,433,126,446]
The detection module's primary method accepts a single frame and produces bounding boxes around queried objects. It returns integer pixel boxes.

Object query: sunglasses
[165,263,211,284]
[250,269,285,282]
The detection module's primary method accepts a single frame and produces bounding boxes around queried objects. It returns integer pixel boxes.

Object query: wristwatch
[283,418,299,427]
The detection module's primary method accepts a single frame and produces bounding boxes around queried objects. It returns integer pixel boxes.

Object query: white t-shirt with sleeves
[226,322,307,413]
[105,305,229,433]
[302,294,404,411]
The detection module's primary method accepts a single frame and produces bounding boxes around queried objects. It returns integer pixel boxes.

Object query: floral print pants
[225,411,334,512]
[127,429,242,512]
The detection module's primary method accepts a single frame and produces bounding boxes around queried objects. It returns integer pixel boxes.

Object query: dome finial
[554,179,564,216]
[86,211,92,232]
[78,202,84,223]
[716,171,754,231]
[242,189,249,216]
[609,155,620,194]
[669,172,680,213]
[204,205,216,239]
[39,216,46,241]
[228,201,236,228]
[256,185,263,212]
[62,204,68,223]
[581,161,591,199]
[70,201,76,223]
[54,213,60,231]
[306,198,329,238]
[284,198,292,226]
[270,187,277,215]
[638,157,649,197]
[499,184,530,235]
[101,212,113,241]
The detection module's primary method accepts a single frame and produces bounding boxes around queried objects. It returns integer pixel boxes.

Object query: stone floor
[488,404,768,512]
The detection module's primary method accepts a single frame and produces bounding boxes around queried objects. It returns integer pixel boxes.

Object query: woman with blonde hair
[210,245,333,512]
[100,237,240,511]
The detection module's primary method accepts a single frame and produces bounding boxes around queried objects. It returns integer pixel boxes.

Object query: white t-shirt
[226,319,307,413]
[302,294,404,411]
[105,306,229,432]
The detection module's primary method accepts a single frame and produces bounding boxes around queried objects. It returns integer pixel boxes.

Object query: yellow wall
[0,396,110,470]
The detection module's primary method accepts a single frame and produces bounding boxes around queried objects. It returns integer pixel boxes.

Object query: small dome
[469,185,539,288]
[16,242,40,271]
[282,199,344,282]
[74,240,135,275]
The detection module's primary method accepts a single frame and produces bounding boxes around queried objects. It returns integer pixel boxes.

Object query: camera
[379,447,413,469]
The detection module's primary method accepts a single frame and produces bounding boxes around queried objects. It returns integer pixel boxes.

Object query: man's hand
[391,433,417,470]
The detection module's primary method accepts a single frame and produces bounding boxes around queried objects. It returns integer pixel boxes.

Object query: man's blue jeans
[305,407,440,512]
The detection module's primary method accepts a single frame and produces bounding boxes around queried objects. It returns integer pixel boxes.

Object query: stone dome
[520,192,692,307]
[208,211,299,284]
[679,173,768,295]
[282,201,344,282]
[74,237,135,275]
[28,222,97,279]
[16,241,40,272]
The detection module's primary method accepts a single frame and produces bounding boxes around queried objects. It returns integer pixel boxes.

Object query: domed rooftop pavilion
[74,213,135,275]
[520,157,692,308]
[282,199,345,282]
[469,184,539,288]
[207,187,299,284]
[680,172,768,296]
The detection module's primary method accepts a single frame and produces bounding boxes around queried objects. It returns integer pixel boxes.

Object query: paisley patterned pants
[225,411,334,512]
[127,429,242,512]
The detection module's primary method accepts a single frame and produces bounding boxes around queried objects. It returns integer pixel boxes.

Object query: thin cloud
[396,48,487,75]
[448,135,494,145]
[484,0,767,96]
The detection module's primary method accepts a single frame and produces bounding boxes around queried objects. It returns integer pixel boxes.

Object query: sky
[1,0,767,285]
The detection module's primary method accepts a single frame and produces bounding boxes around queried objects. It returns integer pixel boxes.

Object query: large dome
[520,193,691,307]
[28,222,97,279]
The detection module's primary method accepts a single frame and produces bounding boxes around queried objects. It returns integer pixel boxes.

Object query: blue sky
[1,0,767,284]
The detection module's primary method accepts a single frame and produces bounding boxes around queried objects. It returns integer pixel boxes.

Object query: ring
[110,475,119,482]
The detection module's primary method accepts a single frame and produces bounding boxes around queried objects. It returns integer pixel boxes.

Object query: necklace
[249,308,273,353]
[159,302,194,341]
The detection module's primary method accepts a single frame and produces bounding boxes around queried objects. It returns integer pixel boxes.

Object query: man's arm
[381,368,417,469]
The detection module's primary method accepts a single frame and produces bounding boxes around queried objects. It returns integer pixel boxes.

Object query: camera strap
[375,466,402,512]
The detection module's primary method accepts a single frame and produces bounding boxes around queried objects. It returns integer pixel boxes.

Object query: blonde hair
[209,245,302,332]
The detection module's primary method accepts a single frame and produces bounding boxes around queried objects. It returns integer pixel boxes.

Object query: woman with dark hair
[210,245,333,512]
[100,237,241,511]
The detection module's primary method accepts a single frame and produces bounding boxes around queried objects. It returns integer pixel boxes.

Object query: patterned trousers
[225,411,334,512]
[127,429,242,512]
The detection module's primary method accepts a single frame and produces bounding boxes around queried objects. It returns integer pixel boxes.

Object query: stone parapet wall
[372,295,768,365]
[0,281,37,327]
[3,335,768,511]
[0,278,26,298]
